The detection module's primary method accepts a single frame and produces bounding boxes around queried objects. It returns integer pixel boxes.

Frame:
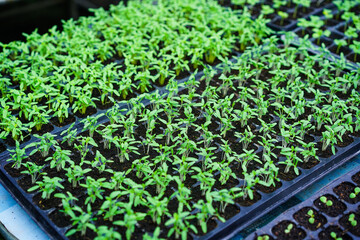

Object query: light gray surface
[0,185,49,240]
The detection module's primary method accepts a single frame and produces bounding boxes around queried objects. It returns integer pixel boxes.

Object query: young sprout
[192,167,215,196]
[201,65,217,87]
[1,116,28,142]
[29,106,51,131]
[66,165,91,188]
[80,177,108,205]
[193,194,221,233]
[280,146,302,175]
[165,203,197,240]
[284,223,293,234]
[93,150,112,174]
[298,140,318,163]
[74,136,98,164]
[95,226,122,240]
[321,124,344,154]
[97,192,122,222]
[28,176,64,200]
[72,90,97,115]
[7,141,27,169]
[66,205,97,237]
[21,162,46,184]
[47,146,72,172]
[114,203,146,240]
[334,39,347,55]
[257,235,270,240]
[349,187,360,199]
[50,94,70,125]
[261,5,274,16]
[320,196,333,206]
[238,149,261,171]
[307,209,315,224]
[298,18,312,36]
[146,193,169,225]
[278,11,288,26]
[80,114,103,138]
[330,231,342,240]
[61,123,77,147]
[322,9,333,25]
[313,28,331,45]
[235,127,255,150]
[211,189,234,214]
[348,213,357,227]
[110,136,139,163]
[29,133,57,158]
[349,41,360,62]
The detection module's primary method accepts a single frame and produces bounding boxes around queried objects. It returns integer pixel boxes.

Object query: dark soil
[336,134,354,148]
[235,190,261,207]
[48,208,72,228]
[5,133,31,147]
[318,225,352,240]
[277,165,301,181]
[73,107,97,118]
[313,194,347,217]
[50,114,76,127]
[0,142,5,153]
[333,182,360,204]
[298,157,320,169]
[271,220,306,240]
[255,180,282,193]
[339,212,360,236]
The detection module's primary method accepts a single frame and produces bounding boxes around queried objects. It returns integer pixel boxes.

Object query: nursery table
[1,155,360,240]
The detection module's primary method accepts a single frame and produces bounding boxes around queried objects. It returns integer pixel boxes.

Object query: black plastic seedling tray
[1,41,360,240]
[246,165,360,240]
[2,95,360,240]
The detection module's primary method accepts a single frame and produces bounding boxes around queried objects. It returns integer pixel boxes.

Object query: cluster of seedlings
[0,0,271,145]
[1,0,360,239]
[217,0,360,63]
[4,35,360,239]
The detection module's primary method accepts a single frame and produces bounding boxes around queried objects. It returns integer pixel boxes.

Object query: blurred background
[0,0,124,43]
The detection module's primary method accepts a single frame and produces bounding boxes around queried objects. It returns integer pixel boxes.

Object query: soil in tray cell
[50,114,76,127]
[234,188,262,207]
[48,208,72,228]
[329,45,353,56]
[318,225,353,240]
[271,220,306,240]
[313,194,347,217]
[293,206,327,231]
[339,212,360,237]
[333,182,360,204]
[30,123,54,135]
[73,106,97,118]
[4,133,31,147]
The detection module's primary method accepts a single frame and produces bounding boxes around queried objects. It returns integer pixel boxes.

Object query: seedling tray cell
[246,166,360,240]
